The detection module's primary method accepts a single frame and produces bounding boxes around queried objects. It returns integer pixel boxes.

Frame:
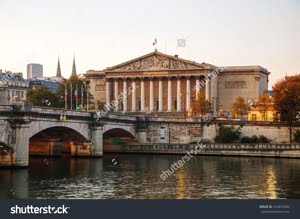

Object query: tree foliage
[27,86,62,108]
[273,74,300,142]
[256,92,273,121]
[231,96,250,119]
[189,93,211,116]
[27,74,94,110]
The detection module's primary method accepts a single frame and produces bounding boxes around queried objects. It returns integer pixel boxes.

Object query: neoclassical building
[86,50,270,117]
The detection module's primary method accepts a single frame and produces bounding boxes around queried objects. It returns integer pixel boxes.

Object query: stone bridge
[0,106,204,167]
[0,107,138,167]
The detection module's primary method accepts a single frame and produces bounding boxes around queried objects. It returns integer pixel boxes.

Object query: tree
[256,92,273,121]
[231,97,250,119]
[273,74,300,143]
[27,86,61,108]
[56,74,94,110]
[189,93,211,116]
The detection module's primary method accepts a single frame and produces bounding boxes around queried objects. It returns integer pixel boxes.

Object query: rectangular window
[174,100,177,110]
[251,114,257,121]
[156,100,159,111]
[138,100,141,111]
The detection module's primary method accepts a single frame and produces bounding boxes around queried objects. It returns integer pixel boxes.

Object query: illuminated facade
[86,51,270,117]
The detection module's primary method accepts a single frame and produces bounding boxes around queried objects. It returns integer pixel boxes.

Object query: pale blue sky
[0,0,299,87]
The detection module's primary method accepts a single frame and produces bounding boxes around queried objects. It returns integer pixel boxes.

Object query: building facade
[27,63,43,79]
[0,70,29,105]
[86,51,270,117]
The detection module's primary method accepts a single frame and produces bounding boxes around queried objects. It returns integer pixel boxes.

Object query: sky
[0,0,299,88]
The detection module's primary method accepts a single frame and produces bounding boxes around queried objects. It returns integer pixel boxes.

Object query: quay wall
[104,143,300,158]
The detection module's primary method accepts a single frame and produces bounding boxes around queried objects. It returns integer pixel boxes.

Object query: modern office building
[27,63,43,79]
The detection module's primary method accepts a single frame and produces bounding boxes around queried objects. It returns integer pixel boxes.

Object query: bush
[214,126,241,143]
[240,135,270,143]
[259,135,270,143]
[240,136,252,143]
[293,129,300,143]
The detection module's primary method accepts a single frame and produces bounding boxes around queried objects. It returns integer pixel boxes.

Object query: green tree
[27,86,61,108]
[190,93,211,116]
[273,74,300,143]
[231,97,250,119]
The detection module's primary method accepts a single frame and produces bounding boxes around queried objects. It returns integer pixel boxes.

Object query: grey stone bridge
[0,106,204,167]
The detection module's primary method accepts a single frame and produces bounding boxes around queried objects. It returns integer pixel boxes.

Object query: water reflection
[0,154,300,199]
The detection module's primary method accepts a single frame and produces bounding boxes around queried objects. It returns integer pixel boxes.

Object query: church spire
[56,57,62,77]
[71,55,77,76]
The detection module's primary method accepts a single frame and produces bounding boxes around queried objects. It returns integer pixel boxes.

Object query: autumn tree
[256,92,273,121]
[231,96,250,119]
[273,74,300,143]
[189,93,211,116]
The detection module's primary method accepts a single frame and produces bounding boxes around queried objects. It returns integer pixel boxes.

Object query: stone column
[196,77,200,100]
[13,124,30,167]
[158,78,163,112]
[131,80,136,112]
[167,78,172,112]
[177,77,181,112]
[106,80,110,106]
[114,79,119,111]
[186,77,190,111]
[141,79,145,111]
[90,126,103,157]
[205,79,210,101]
[123,79,127,112]
[149,78,154,112]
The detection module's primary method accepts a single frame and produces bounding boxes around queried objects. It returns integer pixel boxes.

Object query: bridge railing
[32,107,91,117]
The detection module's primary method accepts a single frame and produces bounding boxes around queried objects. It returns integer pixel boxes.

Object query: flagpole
[81,84,83,109]
[75,83,78,110]
[86,84,89,111]
[70,83,72,110]
[64,83,67,110]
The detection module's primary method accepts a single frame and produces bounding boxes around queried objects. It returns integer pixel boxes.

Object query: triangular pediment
[106,51,206,72]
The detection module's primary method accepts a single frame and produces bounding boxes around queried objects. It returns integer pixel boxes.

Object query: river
[0,154,300,199]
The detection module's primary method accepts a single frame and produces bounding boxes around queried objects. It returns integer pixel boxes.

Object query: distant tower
[71,56,77,76]
[56,57,62,77]
[27,63,43,79]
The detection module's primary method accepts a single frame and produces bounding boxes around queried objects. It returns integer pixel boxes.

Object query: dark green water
[0,154,300,199]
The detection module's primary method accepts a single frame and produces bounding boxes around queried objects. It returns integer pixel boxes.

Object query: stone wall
[105,143,300,158]
[141,122,299,144]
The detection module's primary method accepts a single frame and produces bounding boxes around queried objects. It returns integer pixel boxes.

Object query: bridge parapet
[32,107,91,117]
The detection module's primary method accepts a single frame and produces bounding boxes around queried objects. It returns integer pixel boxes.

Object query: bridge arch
[28,121,89,140]
[102,124,135,138]
[103,125,136,150]
[29,124,90,157]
